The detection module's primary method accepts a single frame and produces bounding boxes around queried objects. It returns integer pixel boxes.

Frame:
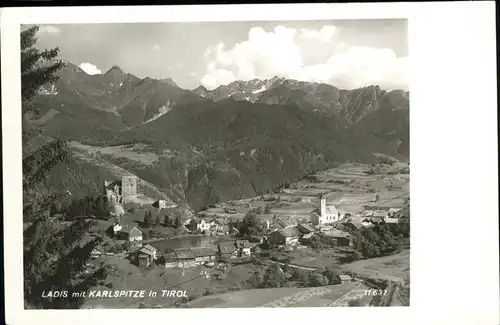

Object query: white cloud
[200,25,408,91]
[299,25,337,42]
[78,63,102,75]
[37,25,61,35]
[153,44,161,51]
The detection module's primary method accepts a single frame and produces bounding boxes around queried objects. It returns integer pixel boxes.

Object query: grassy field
[285,247,350,268]
[339,249,410,282]
[71,141,160,165]
[81,256,261,309]
[185,282,361,308]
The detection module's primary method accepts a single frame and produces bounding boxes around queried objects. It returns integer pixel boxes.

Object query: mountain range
[30,61,409,210]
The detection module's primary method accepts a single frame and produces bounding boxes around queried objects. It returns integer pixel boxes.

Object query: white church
[310,193,344,226]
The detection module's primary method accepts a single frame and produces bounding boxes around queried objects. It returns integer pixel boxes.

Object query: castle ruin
[104,175,137,205]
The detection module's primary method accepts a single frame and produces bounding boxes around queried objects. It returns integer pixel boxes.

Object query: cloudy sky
[33,20,408,91]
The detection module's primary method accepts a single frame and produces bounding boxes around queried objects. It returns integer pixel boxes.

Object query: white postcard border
[2,2,498,325]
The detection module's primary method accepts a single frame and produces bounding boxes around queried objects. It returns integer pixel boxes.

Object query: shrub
[321,267,341,285]
[348,298,363,307]
[305,272,329,287]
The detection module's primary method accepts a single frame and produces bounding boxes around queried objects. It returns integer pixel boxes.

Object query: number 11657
[364,289,387,296]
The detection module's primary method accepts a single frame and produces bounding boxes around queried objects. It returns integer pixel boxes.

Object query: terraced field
[199,161,410,222]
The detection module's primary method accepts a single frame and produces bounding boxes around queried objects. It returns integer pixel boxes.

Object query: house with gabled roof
[138,246,156,266]
[208,218,224,233]
[120,226,143,248]
[322,229,352,246]
[172,248,197,268]
[268,227,302,246]
[191,247,217,265]
[137,244,157,267]
[217,242,238,261]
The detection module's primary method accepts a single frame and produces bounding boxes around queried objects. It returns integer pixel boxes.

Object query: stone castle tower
[121,176,137,201]
[104,175,137,205]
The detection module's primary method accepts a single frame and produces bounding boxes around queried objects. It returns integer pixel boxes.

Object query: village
[79,162,409,308]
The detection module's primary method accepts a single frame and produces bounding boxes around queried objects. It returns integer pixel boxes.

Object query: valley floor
[67,146,410,309]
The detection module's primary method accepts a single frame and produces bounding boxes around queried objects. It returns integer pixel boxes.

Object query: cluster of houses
[123,239,258,268]
[184,218,236,235]
[263,203,409,249]
[162,240,256,268]
[264,217,353,248]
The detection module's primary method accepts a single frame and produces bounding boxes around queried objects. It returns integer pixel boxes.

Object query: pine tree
[164,215,172,227]
[22,25,107,309]
[155,214,161,227]
[144,210,153,228]
[174,215,183,229]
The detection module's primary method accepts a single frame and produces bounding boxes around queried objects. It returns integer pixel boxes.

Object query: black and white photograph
[19,18,411,309]
[1,2,498,324]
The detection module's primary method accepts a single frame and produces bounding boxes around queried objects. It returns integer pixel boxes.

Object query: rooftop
[209,219,224,226]
[278,227,302,237]
[143,244,157,252]
[139,246,156,256]
[236,240,254,248]
[191,247,216,257]
[272,216,295,228]
[218,242,237,254]
[302,233,315,239]
[297,223,315,233]
[173,248,195,259]
[122,226,142,234]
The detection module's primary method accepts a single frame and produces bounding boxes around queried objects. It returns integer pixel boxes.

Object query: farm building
[191,247,217,265]
[339,220,362,232]
[217,242,238,260]
[137,244,157,267]
[172,248,197,268]
[322,229,352,247]
[339,274,353,284]
[162,253,178,268]
[268,227,302,246]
